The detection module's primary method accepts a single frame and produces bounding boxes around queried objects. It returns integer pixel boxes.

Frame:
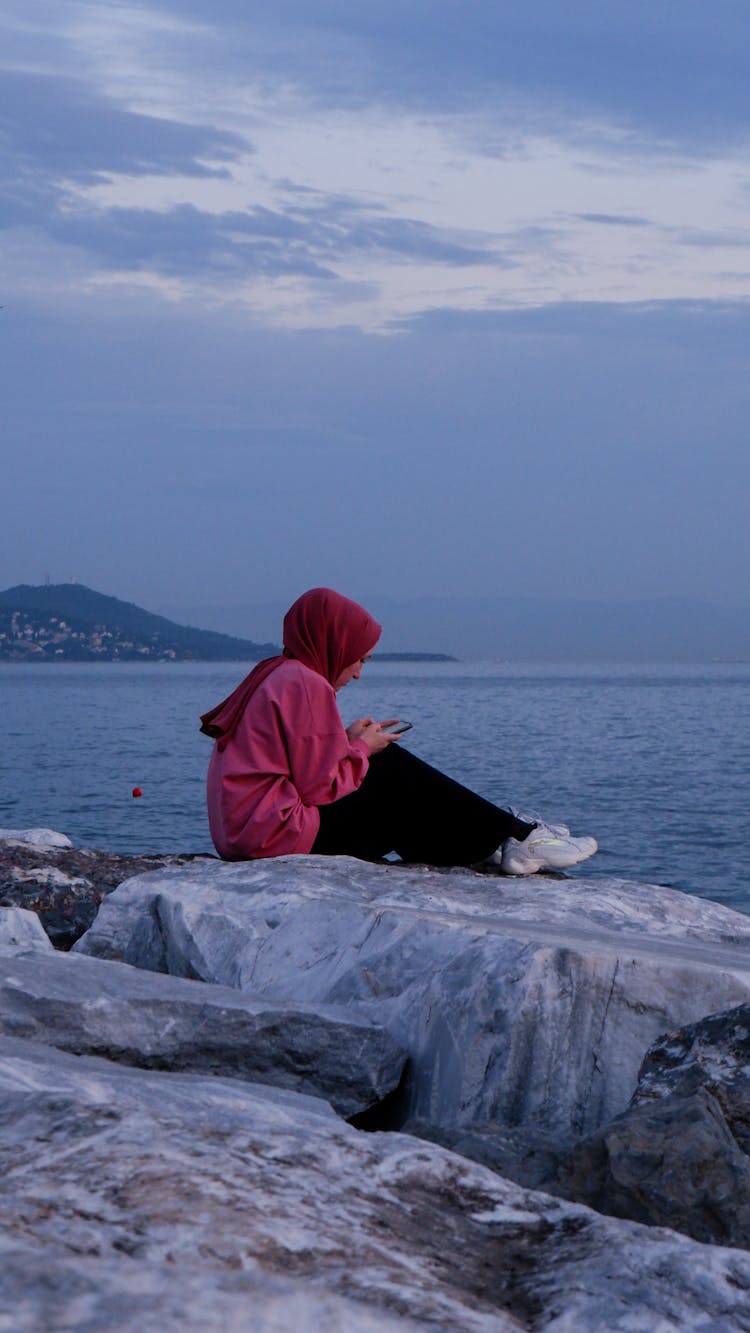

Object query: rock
[553,1004,750,1247]
[554,1087,750,1248]
[398,1118,567,1191]
[0,929,407,1118]
[0,1250,418,1333]
[0,826,73,848]
[0,841,215,948]
[0,905,53,955]
[4,1037,750,1332]
[635,1003,750,1148]
[75,856,750,1154]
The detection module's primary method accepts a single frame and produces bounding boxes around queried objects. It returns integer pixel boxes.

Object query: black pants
[312,745,533,866]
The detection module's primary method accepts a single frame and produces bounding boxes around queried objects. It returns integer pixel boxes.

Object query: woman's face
[334,651,374,691]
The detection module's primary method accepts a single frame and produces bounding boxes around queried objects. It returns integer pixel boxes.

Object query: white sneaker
[499,827,598,876]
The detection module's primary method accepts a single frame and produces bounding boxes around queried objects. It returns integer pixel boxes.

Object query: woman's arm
[282,678,395,806]
[288,724,370,806]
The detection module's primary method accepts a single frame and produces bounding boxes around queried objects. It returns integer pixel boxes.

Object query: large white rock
[0,827,73,848]
[0,934,406,1117]
[0,905,54,955]
[4,1036,750,1331]
[75,856,750,1147]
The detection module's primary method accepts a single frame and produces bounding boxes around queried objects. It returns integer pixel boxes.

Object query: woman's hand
[346,717,374,742]
[349,718,401,754]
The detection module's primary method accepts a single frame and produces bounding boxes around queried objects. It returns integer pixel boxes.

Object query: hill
[0,584,278,663]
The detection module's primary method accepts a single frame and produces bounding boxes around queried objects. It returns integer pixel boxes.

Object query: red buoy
[132,787,143,798]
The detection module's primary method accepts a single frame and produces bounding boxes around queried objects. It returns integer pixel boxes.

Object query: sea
[2,660,749,916]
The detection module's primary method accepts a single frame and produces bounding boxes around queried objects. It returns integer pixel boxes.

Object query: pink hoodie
[202,588,381,859]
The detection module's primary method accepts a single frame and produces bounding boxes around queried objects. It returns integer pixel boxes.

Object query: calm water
[2,661,749,915]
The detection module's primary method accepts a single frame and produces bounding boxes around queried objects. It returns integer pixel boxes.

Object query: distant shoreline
[0,652,458,666]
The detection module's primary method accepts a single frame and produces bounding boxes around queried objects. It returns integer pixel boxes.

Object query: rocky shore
[0,829,213,949]
[4,828,750,1329]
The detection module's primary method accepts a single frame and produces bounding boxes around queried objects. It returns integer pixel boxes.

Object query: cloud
[1,85,503,287]
[107,0,750,152]
[0,69,249,187]
[673,226,750,250]
[48,203,338,281]
[389,296,750,362]
[59,198,498,281]
[576,213,652,227]
[3,3,749,328]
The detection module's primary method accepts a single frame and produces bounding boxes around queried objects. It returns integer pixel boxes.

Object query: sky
[2,0,750,646]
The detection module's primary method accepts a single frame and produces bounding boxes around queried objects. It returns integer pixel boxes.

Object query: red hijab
[199,587,381,746]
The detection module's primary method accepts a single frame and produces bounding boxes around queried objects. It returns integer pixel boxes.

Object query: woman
[200,587,597,874]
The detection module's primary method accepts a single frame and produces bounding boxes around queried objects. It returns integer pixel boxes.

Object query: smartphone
[385,720,413,734]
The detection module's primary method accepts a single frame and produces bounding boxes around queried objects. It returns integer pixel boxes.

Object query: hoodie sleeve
[278,668,370,807]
